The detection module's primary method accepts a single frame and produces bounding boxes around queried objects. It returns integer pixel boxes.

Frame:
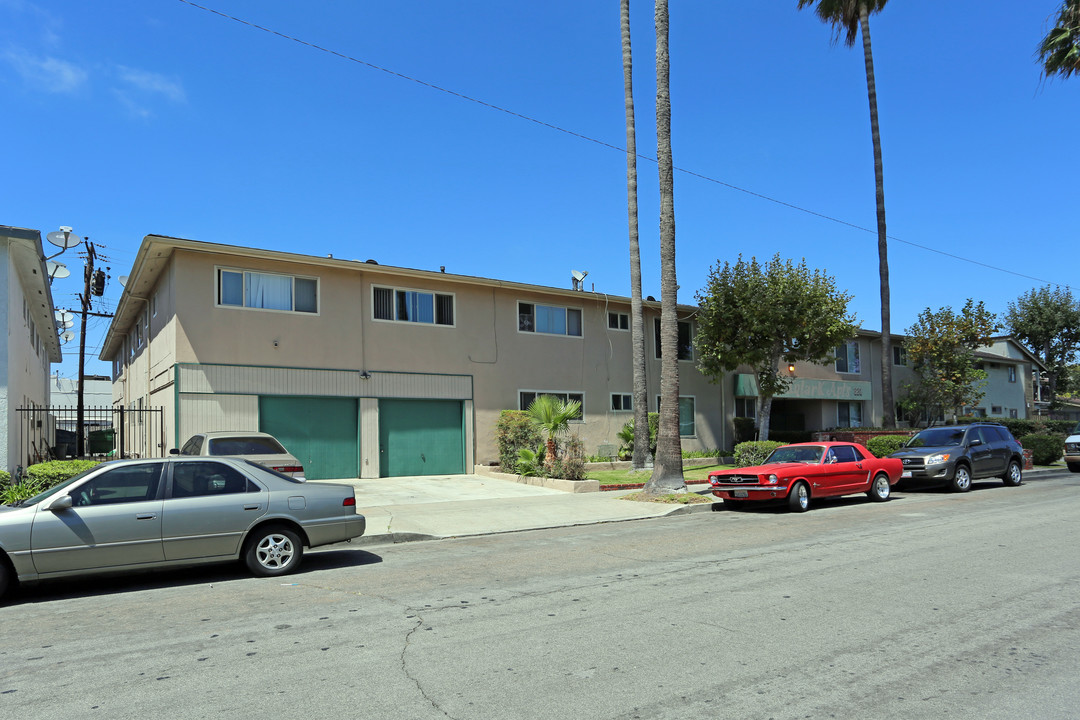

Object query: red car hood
[712,462,810,477]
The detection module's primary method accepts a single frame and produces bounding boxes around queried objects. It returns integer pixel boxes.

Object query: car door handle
[243,505,261,511]
[136,514,157,520]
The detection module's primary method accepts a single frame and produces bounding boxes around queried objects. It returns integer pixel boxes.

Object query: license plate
[733,489,749,498]
[901,471,912,479]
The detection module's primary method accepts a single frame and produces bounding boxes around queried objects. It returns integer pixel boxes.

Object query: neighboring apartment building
[101,235,1043,480]
[1,225,62,474]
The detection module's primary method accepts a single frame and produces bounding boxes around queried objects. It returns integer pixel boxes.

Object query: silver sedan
[0,457,365,599]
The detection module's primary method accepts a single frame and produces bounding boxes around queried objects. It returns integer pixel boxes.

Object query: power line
[175,0,1075,293]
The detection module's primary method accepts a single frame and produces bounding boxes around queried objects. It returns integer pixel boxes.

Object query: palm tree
[620,0,651,471]
[525,394,582,470]
[797,0,896,428]
[1039,0,1080,80]
[644,0,686,494]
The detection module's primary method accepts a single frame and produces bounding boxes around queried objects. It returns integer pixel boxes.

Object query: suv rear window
[208,437,288,455]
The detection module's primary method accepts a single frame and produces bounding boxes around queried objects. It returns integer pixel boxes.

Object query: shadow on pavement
[7,547,382,606]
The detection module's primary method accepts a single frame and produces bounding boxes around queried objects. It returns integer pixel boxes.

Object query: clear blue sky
[3,1,1076,381]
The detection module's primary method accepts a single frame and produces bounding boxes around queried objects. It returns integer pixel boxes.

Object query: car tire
[788,481,810,513]
[1001,460,1023,487]
[1067,462,1080,473]
[243,525,303,577]
[867,473,891,502]
[950,465,972,493]
[722,498,746,511]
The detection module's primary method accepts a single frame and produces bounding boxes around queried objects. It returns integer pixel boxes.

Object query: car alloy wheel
[244,526,303,577]
[868,473,891,502]
[1002,460,1022,487]
[951,465,972,493]
[788,481,810,513]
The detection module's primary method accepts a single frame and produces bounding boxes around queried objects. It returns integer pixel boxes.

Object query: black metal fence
[14,405,165,467]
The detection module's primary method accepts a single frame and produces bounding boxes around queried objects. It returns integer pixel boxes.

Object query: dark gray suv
[889,423,1024,492]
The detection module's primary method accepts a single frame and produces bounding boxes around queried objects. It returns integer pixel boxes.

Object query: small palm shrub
[496,411,543,473]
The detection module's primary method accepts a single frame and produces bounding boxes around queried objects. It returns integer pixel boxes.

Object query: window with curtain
[518,302,582,337]
[835,340,860,374]
[217,269,318,314]
[372,286,454,325]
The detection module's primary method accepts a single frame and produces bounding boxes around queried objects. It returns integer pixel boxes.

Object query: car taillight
[273,465,304,474]
[343,497,356,507]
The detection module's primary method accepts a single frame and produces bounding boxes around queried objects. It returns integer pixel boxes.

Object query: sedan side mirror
[45,494,73,512]
[968,438,982,447]
[169,448,180,455]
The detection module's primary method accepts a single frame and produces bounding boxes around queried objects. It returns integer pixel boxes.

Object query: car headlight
[766,474,779,485]
[926,453,950,465]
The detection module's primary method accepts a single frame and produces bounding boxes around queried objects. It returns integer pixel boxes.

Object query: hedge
[734,441,785,467]
[1018,433,1063,466]
[866,435,908,458]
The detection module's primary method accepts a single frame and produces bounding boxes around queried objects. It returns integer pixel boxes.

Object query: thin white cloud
[115,65,185,104]
[3,48,87,93]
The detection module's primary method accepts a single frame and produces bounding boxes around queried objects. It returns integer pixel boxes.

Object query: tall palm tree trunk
[645,0,686,493]
[621,0,651,470]
[860,6,895,428]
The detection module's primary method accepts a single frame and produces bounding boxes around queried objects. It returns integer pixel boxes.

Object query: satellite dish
[61,331,75,343]
[62,319,74,329]
[46,261,70,279]
[119,275,129,287]
[55,310,72,322]
[571,270,588,281]
[46,227,80,249]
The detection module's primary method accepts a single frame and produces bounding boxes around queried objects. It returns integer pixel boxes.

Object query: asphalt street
[2,471,1078,720]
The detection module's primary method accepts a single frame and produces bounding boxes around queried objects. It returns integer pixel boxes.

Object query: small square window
[611,393,633,411]
[608,312,629,331]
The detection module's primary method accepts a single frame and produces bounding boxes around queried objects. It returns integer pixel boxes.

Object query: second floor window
[519,302,582,337]
[373,286,454,326]
[835,340,861,374]
[654,319,693,360]
[892,345,907,366]
[218,269,318,313]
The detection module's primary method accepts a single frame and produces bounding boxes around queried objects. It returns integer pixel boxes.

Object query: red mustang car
[709,442,903,512]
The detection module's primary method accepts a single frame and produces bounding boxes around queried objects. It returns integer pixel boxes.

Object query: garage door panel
[259,397,358,480]
[379,400,463,477]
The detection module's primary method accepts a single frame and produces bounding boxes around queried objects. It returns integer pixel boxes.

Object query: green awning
[734,374,758,397]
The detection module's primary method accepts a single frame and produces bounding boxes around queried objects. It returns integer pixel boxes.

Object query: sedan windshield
[764,446,825,464]
[208,437,287,455]
[907,428,965,448]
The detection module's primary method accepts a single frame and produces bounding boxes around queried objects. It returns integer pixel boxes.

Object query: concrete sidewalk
[322,474,714,546]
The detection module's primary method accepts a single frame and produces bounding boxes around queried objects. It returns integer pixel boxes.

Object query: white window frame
[1008,366,1017,383]
[735,397,757,420]
[835,340,861,374]
[216,266,320,315]
[656,394,696,437]
[610,393,633,412]
[518,301,583,338]
[608,312,630,331]
[892,345,907,366]
[518,390,585,421]
[371,285,456,327]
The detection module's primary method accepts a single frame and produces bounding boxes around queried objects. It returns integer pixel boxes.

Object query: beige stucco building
[100,235,1044,480]
[1,225,62,474]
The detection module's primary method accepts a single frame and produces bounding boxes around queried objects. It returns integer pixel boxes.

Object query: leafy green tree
[525,395,582,471]
[694,254,858,441]
[904,300,998,422]
[620,0,651,472]
[797,0,896,428]
[1004,285,1080,408]
[645,0,686,495]
[1039,0,1080,80]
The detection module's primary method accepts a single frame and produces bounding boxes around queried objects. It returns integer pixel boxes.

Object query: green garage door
[379,399,464,477]
[259,396,359,480]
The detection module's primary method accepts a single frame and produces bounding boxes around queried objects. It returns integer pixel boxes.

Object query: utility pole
[75,240,105,457]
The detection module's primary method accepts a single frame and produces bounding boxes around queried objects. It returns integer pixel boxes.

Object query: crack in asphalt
[400,611,462,720]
